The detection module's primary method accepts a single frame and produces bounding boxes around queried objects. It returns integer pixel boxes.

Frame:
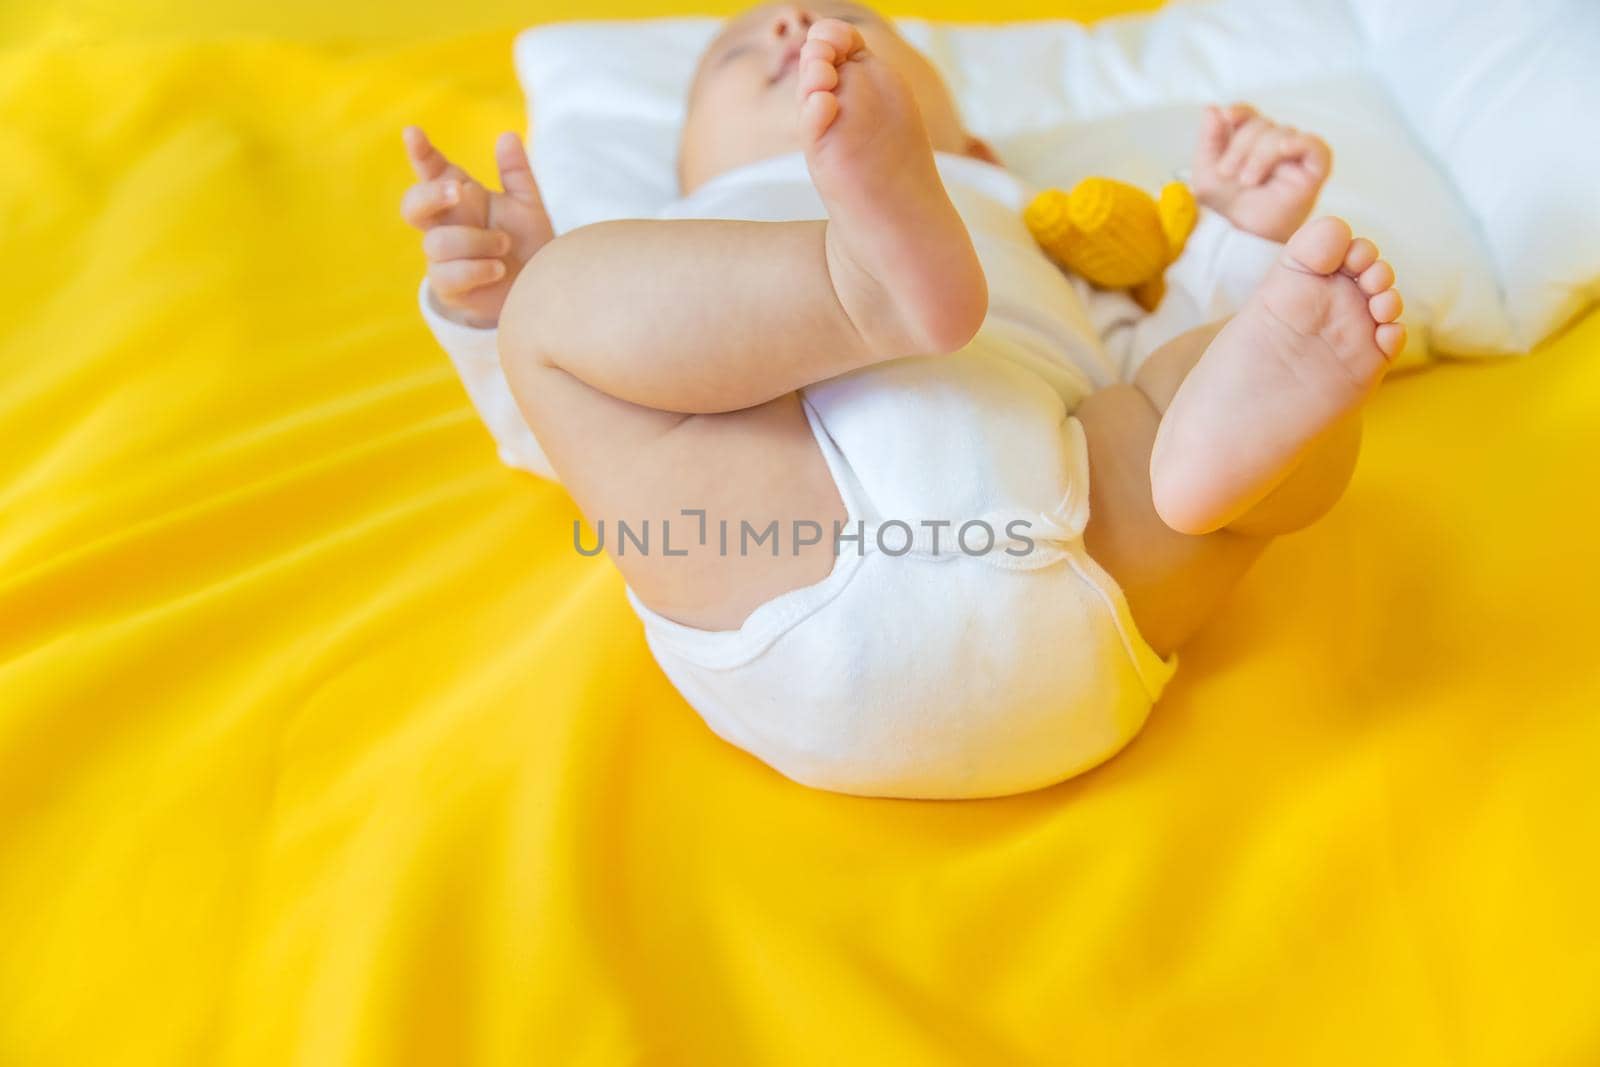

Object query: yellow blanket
[3,1,1597,1063]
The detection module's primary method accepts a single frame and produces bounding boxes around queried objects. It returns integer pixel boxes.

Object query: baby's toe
[1357,259,1394,296]
[801,38,836,64]
[807,18,861,56]
[1376,322,1407,359]
[1369,287,1403,324]
[798,56,839,96]
[1284,216,1353,274]
[799,87,840,141]
[1341,237,1379,277]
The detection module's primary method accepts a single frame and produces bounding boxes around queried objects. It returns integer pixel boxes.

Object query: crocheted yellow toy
[1024,177,1198,311]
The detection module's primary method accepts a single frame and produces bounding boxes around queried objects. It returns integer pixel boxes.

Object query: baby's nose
[771,6,813,40]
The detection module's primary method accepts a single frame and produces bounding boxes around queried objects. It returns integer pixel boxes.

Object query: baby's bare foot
[797,19,987,357]
[1150,217,1405,534]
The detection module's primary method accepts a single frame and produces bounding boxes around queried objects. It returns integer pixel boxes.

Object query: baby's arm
[401,128,560,479]
[1190,103,1331,244]
[1095,106,1332,372]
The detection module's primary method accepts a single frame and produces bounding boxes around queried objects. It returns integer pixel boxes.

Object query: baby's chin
[678,130,805,193]
[678,131,995,194]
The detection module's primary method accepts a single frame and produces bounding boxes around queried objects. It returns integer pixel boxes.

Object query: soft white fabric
[425,151,1277,796]
[419,283,558,480]
[1344,0,1600,348]
[516,0,1600,357]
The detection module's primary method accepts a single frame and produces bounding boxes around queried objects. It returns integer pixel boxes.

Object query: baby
[400,3,1404,798]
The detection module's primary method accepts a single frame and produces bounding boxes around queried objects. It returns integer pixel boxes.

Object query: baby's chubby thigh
[513,356,847,633]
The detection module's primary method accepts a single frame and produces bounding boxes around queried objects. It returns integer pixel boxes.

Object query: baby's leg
[1079,218,1402,654]
[500,20,985,417]
[498,20,984,629]
[1078,334,1270,657]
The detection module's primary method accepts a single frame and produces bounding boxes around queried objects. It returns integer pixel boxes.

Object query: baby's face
[678,2,979,191]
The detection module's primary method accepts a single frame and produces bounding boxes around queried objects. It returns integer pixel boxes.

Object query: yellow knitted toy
[1024,177,1198,312]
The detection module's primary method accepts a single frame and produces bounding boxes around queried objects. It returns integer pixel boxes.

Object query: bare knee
[497,245,562,379]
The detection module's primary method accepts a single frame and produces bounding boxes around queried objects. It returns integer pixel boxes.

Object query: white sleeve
[418,279,560,483]
[1089,207,1283,381]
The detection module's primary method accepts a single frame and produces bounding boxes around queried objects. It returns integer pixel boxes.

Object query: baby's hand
[400,127,553,328]
[1191,104,1331,244]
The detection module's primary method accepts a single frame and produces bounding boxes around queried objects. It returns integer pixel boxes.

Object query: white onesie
[421,151,1280,799]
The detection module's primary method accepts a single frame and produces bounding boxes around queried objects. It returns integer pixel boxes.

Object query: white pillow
[1346,0,1600,351]
[515,0,1600,358]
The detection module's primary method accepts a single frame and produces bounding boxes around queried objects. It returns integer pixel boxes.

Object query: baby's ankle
[822,220,986,359]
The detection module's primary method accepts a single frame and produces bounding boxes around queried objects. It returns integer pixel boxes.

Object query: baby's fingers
[1216,117,1266,178]
[401,179,463,228]
[1239,128,1288,185]
[1221,102,1258,129]
[403,126,460,181]
[1197,105,1230,165]
[422,225,511,262]
[1283,132,1332,179]
[428,258,507,297]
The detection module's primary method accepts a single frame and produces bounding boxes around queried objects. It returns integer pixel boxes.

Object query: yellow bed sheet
[2,2,1598,1063]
